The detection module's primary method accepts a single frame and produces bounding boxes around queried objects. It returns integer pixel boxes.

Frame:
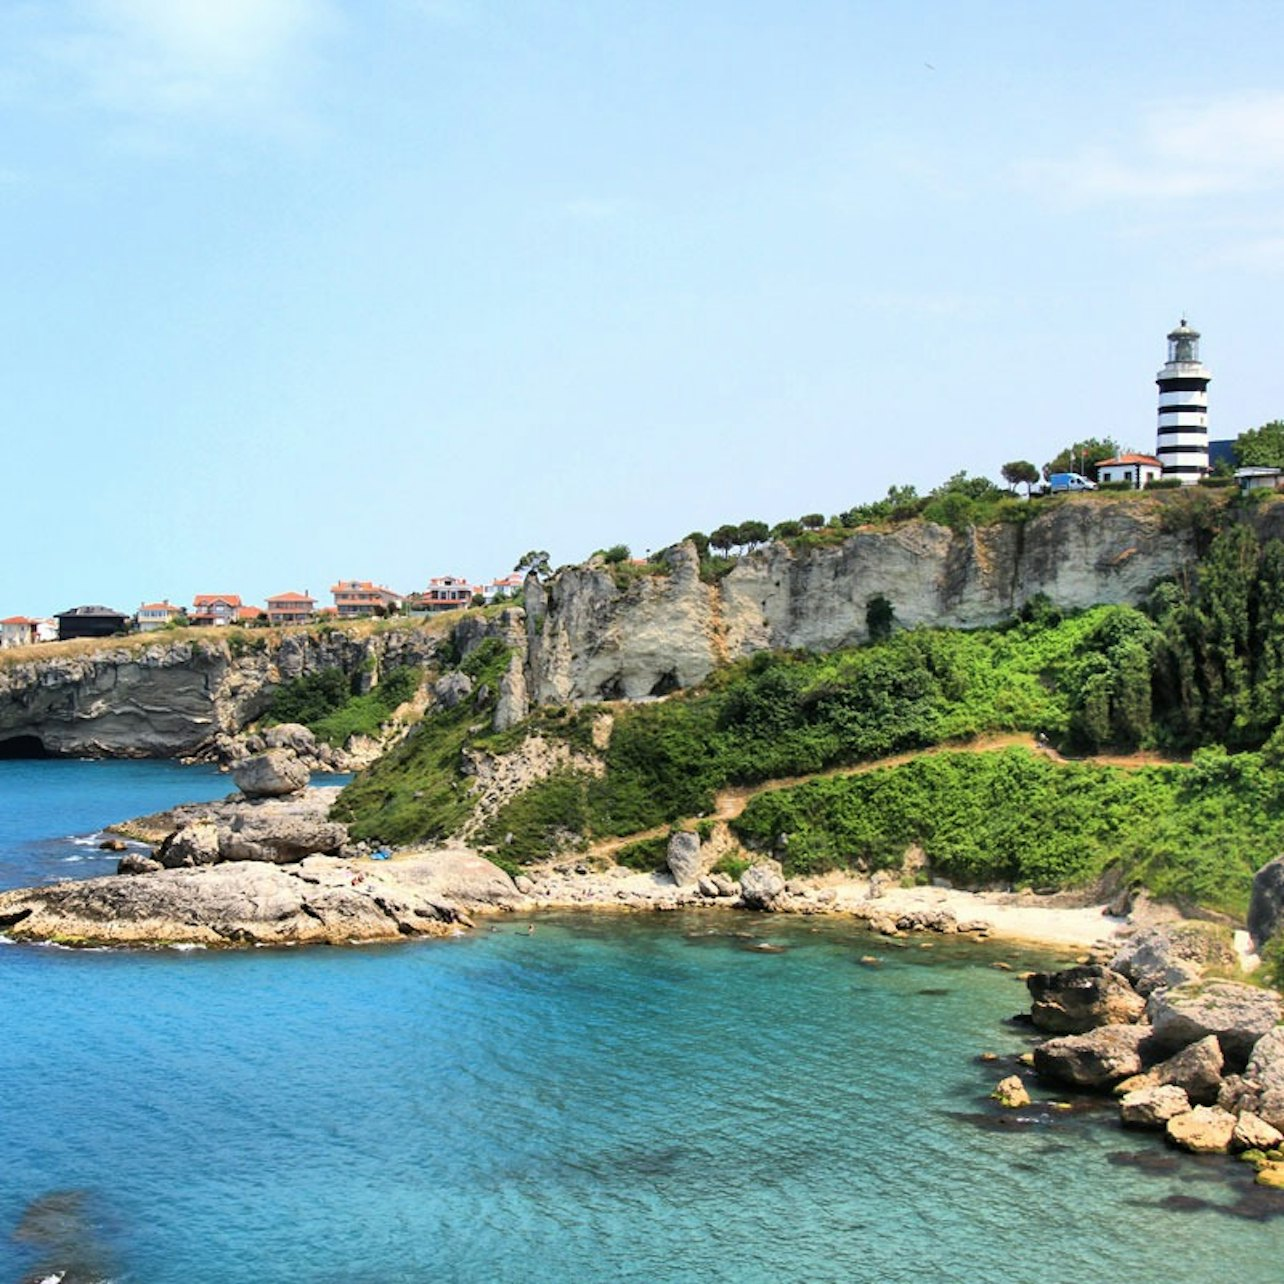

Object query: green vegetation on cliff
[333,640,511,843]
[336,518,1284,914]
[731,746,1280,915]
[265,665,421,746]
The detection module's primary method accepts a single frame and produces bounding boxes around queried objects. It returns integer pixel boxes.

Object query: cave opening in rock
[0,735,52,759]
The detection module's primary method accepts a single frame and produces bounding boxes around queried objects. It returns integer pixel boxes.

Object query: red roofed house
[409,576,476,614]
[191,594,243,627]
[330,581,402,618]
[485,575,525,603]
[137,600,184,632]
[1096,454,1164,490]
[267,591,316,627]
[236,605,264,624]
[0,616,40,648]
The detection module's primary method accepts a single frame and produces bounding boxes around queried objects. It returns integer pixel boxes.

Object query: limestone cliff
[521,498,1195,705]
[0,499,1208,756]
[0,627,440,758]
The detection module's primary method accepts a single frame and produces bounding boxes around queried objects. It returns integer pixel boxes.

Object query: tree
[771,519,803,539]
[1233,420,1284,468]
[1001,460,1040,496]
[930,471,1003,502]
[800,513,825,529]
[683,531,710,559]
[514,550,551,578]
[1042,438,1120,481]
[602,544,630,564]
[736,520,770,550]
[710,524,738,555]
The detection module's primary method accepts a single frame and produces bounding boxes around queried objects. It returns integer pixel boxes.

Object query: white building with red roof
[0,616,41,648]
[137,600,184,632]
[330,581,403,617]
[1097,453,1164,490]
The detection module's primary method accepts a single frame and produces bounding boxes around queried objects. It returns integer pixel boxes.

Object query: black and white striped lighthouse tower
[1155,318,1210,482]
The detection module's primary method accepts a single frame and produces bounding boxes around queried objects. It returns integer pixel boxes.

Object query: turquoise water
[2,765,1282,1282]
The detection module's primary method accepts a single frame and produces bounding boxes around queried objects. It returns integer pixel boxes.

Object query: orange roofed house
[408,576,477,614]
[1,617,40,648]
[330,581,403,618]
[267,591,316,627]
[137,601,184,631]
[191,595,243,627]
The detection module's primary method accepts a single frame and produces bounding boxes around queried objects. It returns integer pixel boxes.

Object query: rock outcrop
[0,849,520,947]
[739,861,786,910]
[232,749,310,798]
[1146,981,1283,1068]
[1249,855,1284,950]
[1032,1024,1153,1088]
[666,832,707,887]
[521,500,1195,705]
[0,626,439,759]
[1119,1084,1191,1129]
[1027,964,1146,1033]
[1109,923,1236,996]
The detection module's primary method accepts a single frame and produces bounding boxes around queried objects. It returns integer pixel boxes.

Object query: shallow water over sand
[2,764,1281,1282]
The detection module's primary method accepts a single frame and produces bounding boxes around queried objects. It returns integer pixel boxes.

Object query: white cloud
[1018,91,1284,204]
[43,0,338,127]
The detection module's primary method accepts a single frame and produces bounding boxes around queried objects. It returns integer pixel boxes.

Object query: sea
[0,759,1281,1284]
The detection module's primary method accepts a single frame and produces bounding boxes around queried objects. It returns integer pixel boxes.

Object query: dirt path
[587,733,1189,860]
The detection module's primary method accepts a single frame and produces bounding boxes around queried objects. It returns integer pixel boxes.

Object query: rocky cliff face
[0,500,1205,756]
[521,498,1195,705]
[0,627,441,758]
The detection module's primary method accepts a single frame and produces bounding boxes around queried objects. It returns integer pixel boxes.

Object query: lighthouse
[1155,318,1210,482]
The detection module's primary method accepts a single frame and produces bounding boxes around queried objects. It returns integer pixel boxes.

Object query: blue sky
[4,1,1284,616]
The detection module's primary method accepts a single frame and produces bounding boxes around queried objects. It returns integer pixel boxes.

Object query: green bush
[614,834,670,871]
[731,747,1280,913]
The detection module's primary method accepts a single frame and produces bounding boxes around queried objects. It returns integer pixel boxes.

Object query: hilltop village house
[408,576,477,614]
[266,592,317,627]
[56,606,129,641]
[191,595,244,627]
[137,601,184,632]
[0,617,42,648]
[331,581,403,618]
[1096,454,1164,489]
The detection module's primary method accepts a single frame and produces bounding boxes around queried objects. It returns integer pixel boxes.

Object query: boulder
[696,874,720,898]
[157,819,221,869]
[1218,1074,1257,1117]
[1033,1024,1153,1088]
[1166,1105,1237,1154]
[433,671,473,710]
[1233,1112,1284,1153]
[1245,1026,1284,1131]
[1110,924,1234,996]
[217,794,348,864]
[1248,855,1284,949]
[232,749,310,799]
[1027,965,1145,1034]
[1257,1163,1284,1189]
[1119,1084,1191,1128]
[666,832,705,887]
[739,861,786,910]
[262,723,319,757]
[117,852,163,876]
[1146,981,1284,1069]
[711,872,739,898]
[1147,1034,1225,1105]
[991,1075,1031,1108]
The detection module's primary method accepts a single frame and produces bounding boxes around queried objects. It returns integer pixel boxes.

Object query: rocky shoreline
[980,923,1284,1193]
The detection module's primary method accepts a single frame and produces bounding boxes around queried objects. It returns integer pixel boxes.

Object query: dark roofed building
[56,605,129,641]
